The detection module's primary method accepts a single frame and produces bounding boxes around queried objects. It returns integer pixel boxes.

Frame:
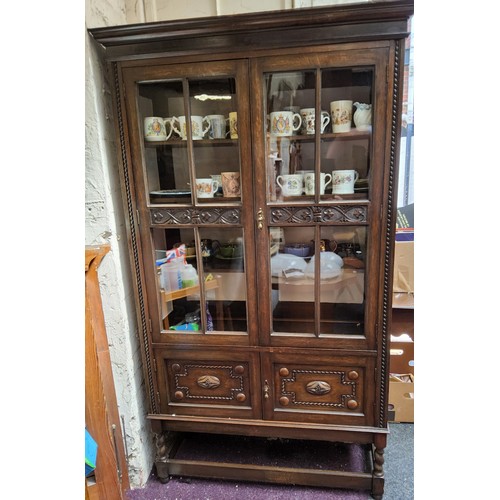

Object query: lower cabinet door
[262,351,376,426]
[156,348,261,419]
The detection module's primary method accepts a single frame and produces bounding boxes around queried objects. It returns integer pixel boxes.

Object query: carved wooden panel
[169,362,248,404]
[277,366,363,411]
[151,207,241,225]
[269,205,367,225]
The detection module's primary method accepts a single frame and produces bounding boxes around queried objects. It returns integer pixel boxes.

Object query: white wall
[85,0,366,490]
[86,0,155,488]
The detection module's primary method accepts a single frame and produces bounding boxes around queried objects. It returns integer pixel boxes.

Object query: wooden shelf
[144,130,369,147]
[276,192,369,202]
[145,138,238,147]
[161,278,219,302]
[268,130,371,142]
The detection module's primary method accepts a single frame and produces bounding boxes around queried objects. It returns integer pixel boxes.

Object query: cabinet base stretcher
[151,416,387,498]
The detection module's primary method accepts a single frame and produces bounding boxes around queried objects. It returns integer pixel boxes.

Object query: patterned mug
[331,170,359,194]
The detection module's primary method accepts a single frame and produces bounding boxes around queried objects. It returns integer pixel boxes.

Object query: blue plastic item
[85,428,98,476]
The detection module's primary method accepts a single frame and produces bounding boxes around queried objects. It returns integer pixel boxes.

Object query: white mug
[277,174,303,196]
[229,112,238,139]
[269,111,302,137]
[144,117,173,142]
[330,100,353,133]
[331,170,359,194]
[297,170,314,193]
[304,172,332,195]
[211,174,223,195]
[205,114,230,139]
[172,115,210,140]
[196,178,219,198]
[300,108,330,135]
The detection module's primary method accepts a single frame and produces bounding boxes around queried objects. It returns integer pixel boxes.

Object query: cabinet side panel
[376,39,405,428]
[110,60,159,414]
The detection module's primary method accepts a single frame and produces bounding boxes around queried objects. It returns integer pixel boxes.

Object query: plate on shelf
[150,189,191,198]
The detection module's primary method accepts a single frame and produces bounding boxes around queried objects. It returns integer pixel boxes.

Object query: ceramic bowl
[305,252,343,279]
[284,244,312,257]
[270,253,307,277]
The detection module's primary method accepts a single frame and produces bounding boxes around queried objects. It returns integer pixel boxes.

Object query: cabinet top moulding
[88,0,413,62]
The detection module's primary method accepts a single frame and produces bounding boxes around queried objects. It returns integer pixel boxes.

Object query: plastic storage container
[160,258,184,291]
[181,264,199,288]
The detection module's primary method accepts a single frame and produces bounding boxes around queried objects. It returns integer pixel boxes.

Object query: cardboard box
[393,240,414,293]
[388,373,414,423]
[390,334,414,374]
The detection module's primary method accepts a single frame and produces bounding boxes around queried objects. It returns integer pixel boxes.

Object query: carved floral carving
[173,364,245,402]
[306,380,332,395]
[151,207,240,225]
[269,205,367,224]
[280,368,358,408]
[197,375,221,389]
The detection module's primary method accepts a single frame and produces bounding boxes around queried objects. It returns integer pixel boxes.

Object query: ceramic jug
[353,102,372,131]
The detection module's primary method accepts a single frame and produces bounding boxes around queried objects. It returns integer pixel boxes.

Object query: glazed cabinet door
[251,46,391,351]
[121,60,258,346]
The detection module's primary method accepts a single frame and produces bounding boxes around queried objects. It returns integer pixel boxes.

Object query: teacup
[331,169,359,194]
[299,108,330,134]
[221,171,241,197]
[269,111,302,137]
[172,115,210,140]
[277,174,303,196]
[144,117,173,142]
[205,114,229,139]
[330,100,353,133]
[304,172,332,195]
[196,178,219,198]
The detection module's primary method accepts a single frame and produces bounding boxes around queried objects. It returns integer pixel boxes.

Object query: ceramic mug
[221,171,241,197]
[297,170,314,193]
[210,174,223,196]
[300,108,330,135]
[144,117,173,141]
[330,100,353,133]
[205,114,230,139]
[331,169,359,194]
[229,112,238,139]
[196,178,219,198]
[304,172,333,195]
[172,115,210,140]
[269,111,302,137]
[277,174,303,196]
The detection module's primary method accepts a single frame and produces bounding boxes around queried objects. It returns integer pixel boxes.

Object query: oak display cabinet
[89,1,413,497]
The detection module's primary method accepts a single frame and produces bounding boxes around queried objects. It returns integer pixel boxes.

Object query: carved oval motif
[197,375,221,389]
[306,381,331,395]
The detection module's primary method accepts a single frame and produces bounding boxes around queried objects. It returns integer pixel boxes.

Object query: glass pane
[320,68,373,200]
[188,78,242,202]
[269,225,367,336]
[138,80,192,204]
[199,227,248,333]
[153,228,202,333]
[319,226,366,335]
[270,225,316,335]
[263,70,316,202]
[154,226,248,334]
